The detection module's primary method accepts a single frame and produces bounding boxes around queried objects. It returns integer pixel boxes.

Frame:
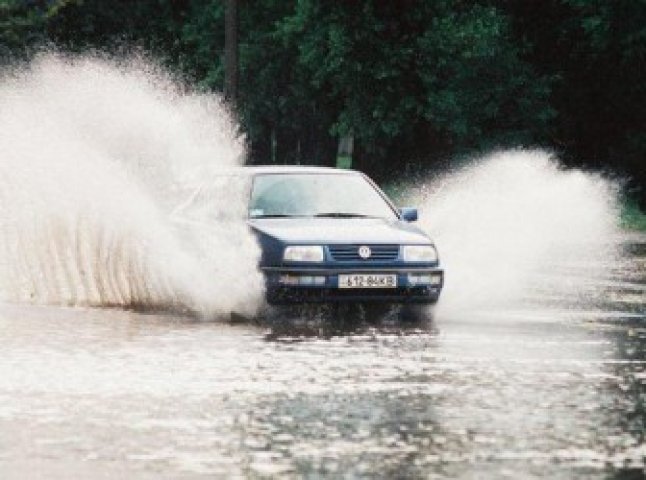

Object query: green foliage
[498,0,646,203]
[0,0,52,61]
[0,0,644,200]
[621,198,646,231]
[179,0,225,87]
[269,1,554,173]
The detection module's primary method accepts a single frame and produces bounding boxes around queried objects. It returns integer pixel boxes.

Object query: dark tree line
[1,0,644,203]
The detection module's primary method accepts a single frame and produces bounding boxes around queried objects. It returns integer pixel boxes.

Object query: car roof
[212,165,362,176]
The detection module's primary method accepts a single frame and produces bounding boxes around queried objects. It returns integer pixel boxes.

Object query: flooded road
[0,56,641,479]
[0,234,644,479]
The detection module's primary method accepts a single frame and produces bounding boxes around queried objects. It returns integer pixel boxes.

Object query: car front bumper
[262,267,443,305]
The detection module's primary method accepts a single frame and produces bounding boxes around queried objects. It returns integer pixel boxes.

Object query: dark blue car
[246,166,443,319]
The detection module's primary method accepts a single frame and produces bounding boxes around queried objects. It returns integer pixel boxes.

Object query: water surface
[1,234,643,479]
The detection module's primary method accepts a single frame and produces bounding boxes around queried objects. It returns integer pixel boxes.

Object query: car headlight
[402,245,438,262]
[283,245,324,262]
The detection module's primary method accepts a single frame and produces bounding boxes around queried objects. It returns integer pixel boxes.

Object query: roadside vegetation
[1,0,644,206]
[622,199,646,231]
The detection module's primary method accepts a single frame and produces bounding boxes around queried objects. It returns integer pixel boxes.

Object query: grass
[336,155,353,169]
[621,199,646,231]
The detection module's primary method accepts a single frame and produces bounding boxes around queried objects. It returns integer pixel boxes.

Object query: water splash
[408,149,621,316]
[0,54,625,321]
[0,53,263,317]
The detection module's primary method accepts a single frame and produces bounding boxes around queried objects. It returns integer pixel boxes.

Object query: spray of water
[409,149,621,316]
[0,53,624,322]
[0,53,264,317]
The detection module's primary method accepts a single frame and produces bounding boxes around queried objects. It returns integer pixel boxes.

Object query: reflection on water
[263,303,438,340]
[0,235,644,479]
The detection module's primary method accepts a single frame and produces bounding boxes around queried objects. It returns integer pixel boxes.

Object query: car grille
[328,244,400,262]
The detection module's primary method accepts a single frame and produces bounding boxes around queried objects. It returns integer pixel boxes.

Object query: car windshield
[173,174,251,221]
[249,173,397,220]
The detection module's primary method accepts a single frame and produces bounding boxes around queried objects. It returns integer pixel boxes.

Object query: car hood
[249,218,433,244]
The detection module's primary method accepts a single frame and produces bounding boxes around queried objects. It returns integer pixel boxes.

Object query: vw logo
[358,246,371,259]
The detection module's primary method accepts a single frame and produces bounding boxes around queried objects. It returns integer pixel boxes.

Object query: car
[175,166,443,321]
[249,166,443,319]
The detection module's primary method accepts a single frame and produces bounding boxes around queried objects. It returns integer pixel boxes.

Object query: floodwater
[2,55,640,479]
[0,234,643,479]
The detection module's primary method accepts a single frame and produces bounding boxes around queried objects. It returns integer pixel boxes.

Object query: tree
[274,1,554,177]
[1,0,643,200]
[0,0,51,63]
[224,0,238,102]
[498,0,646,204]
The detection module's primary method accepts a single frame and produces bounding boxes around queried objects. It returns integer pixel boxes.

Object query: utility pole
[224,0,238,103]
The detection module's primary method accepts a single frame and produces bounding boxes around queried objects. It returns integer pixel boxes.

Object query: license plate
[338,274,397,289]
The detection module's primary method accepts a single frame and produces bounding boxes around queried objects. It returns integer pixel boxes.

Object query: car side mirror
[399,207,418,222]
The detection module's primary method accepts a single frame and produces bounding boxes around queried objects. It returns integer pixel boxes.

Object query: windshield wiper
[250,214,297,219]
[313,213,374,218]
[252,213,376,219]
